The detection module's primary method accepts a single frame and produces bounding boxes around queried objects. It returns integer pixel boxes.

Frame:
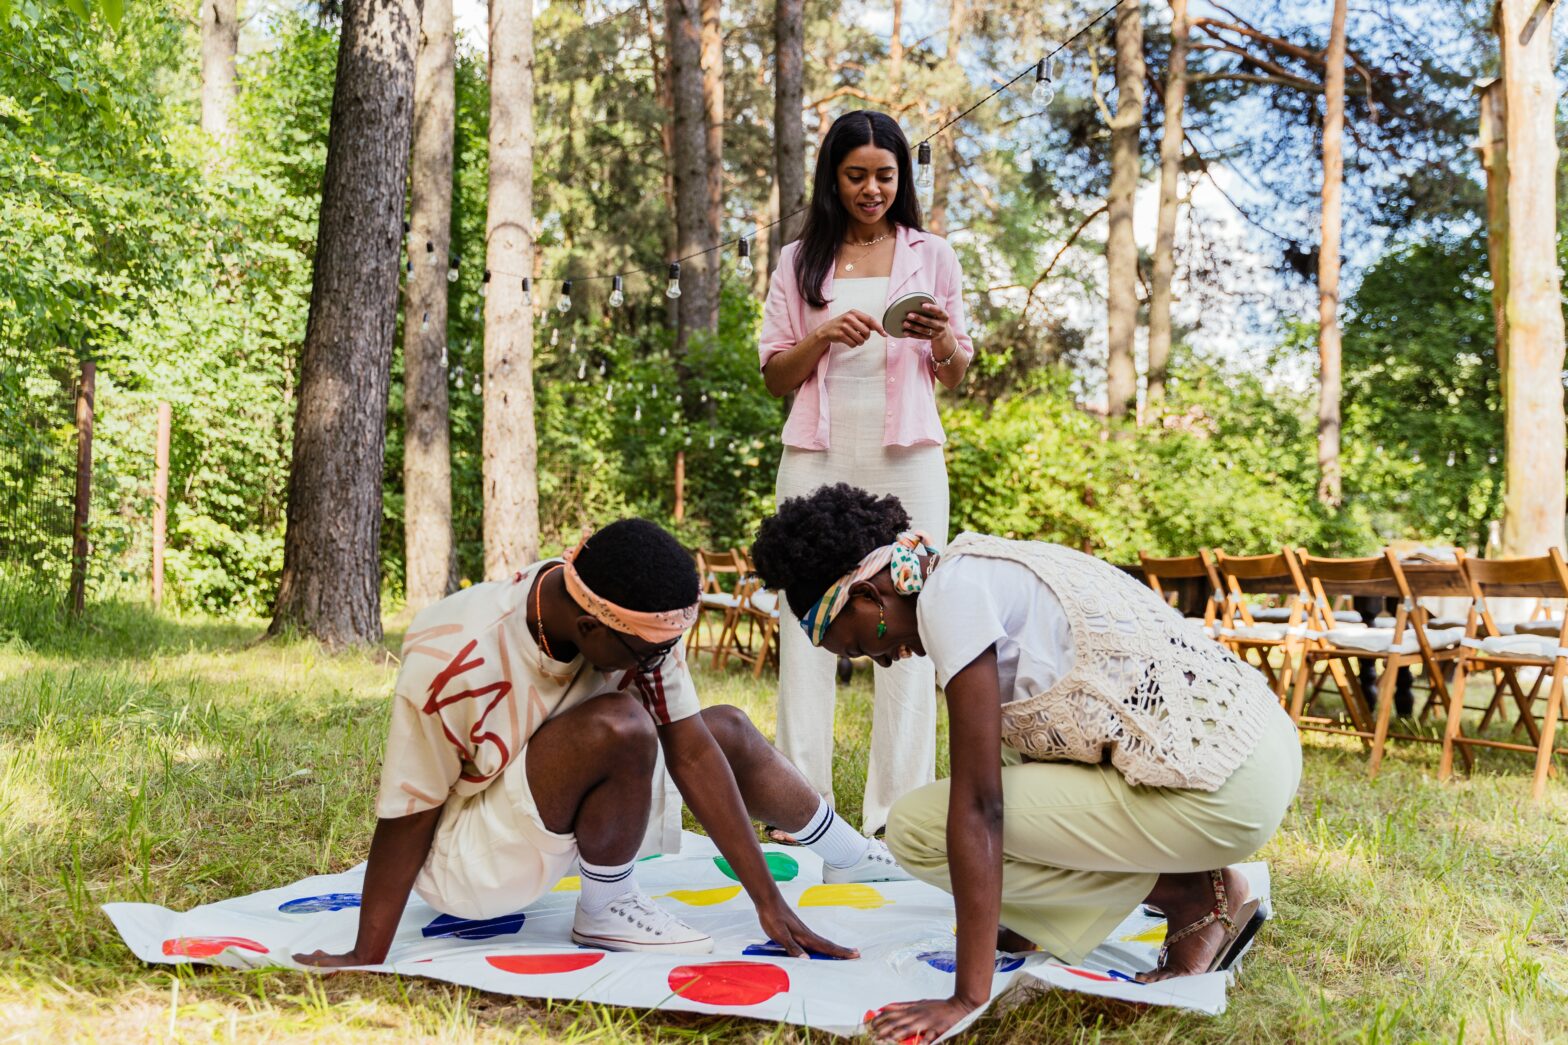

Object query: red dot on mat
[485,953,605,975]
[161,936,268,959]
[1062,966,1117,983]
[667,961,789,1007]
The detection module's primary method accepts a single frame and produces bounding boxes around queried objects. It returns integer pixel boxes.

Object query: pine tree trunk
[200,0,239,141]
[667,0,717,343]
[1316,0,1347,507]
[269,0,421,650]
[1498,0,1566,554]
[1105,0,1143,419]
[402,0,454,613]
[483,0,539,577]
[1478,77,1510,507]
[927,0,966,237]
[889,0,903,89]
[1146,0,1186,408]
[770,0,805,273]
[701,0,724,249]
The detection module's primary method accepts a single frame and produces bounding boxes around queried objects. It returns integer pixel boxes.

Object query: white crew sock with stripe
[793,797,870,869]
[576,857,638,913]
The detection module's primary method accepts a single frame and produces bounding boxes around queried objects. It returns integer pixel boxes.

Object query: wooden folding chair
[1213,549,1311,700]
[716,579,781,678]
[1288,550,1469,778]
[1138,549,1226,639]
[687,548,747,667]
[1438,549,1568,800]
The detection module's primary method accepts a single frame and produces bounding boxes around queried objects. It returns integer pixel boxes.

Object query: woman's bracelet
[931,344,960,370]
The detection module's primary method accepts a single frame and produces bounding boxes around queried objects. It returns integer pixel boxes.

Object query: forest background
[1,0,1557,618]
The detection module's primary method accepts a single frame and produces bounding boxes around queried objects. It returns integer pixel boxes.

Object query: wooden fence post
[68,361,95,618]
[152,401,171,608]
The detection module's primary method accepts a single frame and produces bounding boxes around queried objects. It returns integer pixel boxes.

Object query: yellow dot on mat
[660,885,743,907]
[797,884,888,910]
[551,876,581,893]
[1120,924,1167,944]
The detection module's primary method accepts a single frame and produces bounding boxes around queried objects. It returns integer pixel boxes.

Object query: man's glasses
[613,631,679,676]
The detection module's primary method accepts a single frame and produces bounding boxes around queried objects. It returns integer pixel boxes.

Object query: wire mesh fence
[0,371,80,597]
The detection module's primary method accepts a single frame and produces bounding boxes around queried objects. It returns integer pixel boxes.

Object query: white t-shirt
[376,560,700,820]
[915,556,1076,703]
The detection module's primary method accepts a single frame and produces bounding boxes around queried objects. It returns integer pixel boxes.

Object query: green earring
[876,606,888,639]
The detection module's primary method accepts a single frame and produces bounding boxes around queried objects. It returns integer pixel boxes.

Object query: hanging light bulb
[1032,57,1056,106]
[426,241,438,266]
[737,238,754,278]
[575,360,585,380]
[447,255,460,283]
[659,425,666,436]
[1489,449,1499,465]
[606,383,615,401]
[521,277,532,306]
[665,262,682,299]
[420,311,430,333]
[403,219,411,239]
[700,391,708,403]
[405,257,413,276]
[708,433,715,449]
[598,360,606,376]
[634,404,642,421]
[917,141,932,186]
[651,384,659,398]
[550,327,559,347]
[557,280,572,313]
[570,336,578,354]
[472,379,481,395]
[609,275,625,308]
[1447,451,1457,467]
[479,269,490,298]
[439,344,448,369]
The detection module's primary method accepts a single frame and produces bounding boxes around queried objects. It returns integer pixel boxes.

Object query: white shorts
[412,744,579,920]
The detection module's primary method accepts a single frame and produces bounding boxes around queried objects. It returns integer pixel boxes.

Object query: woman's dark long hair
[793,110,923,309]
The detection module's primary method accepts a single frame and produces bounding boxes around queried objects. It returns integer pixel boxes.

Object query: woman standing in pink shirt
[758,110,974,836]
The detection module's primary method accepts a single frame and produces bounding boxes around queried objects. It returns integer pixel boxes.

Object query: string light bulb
[521,277,531,306]
[1032,57,1056,106]
[917,141,932,186]
[665,262,682,299]
[737,238,754,278]
[609,275,625,308]
[550,327,559,346]
[426,241,438,266]
[420,311,429,333]
[577,359,586,380]
[480,269,490,298]
[634,404,642,421]
[447,255,460,283]
[557,280,572,314]
[405,258,413,276]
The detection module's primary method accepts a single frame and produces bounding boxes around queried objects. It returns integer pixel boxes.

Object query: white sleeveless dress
[774,276,950,834]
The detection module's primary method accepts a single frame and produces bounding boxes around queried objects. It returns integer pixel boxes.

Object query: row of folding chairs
[1140,547,1568,800]
[687,548,781,678]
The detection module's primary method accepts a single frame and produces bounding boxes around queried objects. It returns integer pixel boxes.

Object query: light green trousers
[884,704,1301,964]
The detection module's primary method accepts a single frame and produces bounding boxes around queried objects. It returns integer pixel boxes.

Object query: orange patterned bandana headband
[562,533,700,644]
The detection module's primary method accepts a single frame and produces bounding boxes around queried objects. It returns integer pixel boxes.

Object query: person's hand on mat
[758,902,859,960]
[292,948,371,969]
[899,302,949,342]
[818,309,887,349]
[869,995,976,1042]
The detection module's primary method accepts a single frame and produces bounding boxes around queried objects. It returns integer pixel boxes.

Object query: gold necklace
[532,563,574,680]
[842,231,891,272]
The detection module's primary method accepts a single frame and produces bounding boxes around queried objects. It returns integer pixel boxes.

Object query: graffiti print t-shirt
[375,560,701,819]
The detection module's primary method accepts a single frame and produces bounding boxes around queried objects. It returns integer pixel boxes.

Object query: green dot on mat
[714,851,799,882]
[638,854,662,861]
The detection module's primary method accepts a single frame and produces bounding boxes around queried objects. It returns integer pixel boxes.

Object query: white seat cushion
[1223,622,1304,641]
[1184,616,1217,637]
[1322,626,1465,655]
[1508,618,1563,638]
[747,590,779,616]
[701,593,741,609]
[1470,634,1568,660]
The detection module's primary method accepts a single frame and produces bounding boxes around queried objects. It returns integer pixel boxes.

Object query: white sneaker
[822,838,914,884]
[571,891,714,954]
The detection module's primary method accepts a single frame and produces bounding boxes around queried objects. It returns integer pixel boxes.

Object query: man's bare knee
[590,693,658,765]
[700,704,762,757]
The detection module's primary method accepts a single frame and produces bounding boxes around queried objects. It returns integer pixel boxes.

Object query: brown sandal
[763,825,801,846]
[1155,869,1263,976]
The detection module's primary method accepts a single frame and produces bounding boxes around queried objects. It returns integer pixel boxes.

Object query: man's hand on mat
[292,948,375,969]
[869,996,976,1042]
[758,903,858,960]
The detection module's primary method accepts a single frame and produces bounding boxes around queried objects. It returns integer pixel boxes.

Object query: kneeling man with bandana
[296,518,906,967]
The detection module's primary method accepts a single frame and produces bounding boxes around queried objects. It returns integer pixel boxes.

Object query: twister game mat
[105,833,1270,1037]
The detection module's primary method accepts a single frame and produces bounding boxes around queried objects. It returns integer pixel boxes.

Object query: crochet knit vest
[940,533,1278,791]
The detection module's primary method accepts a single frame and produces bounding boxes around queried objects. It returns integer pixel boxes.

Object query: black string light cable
[438,0,1130,309]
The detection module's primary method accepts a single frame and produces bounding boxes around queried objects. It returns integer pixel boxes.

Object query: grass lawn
[2,596,1567,1043]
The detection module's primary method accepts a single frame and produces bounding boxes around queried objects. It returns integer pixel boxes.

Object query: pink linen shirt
[759,224,975,450]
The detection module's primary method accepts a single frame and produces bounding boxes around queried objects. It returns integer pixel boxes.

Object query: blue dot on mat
[278,893,362,914]
[917,950,1024,974]
[742,940,845,960]
[421,911,527,940]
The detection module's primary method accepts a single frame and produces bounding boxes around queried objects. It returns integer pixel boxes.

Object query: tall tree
[927,0,966,237]
[1104,0,1143,419]
[701,0,724,246]
[1497,0,1565,555]
[770,0,805,274]
[483,0,540,577]
[1146,0,1186,407]
[269,0,421,649]
[1316,0,1347,507]
[667,0,718,341]
[402,0,454,613]
[199,0,239,141]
